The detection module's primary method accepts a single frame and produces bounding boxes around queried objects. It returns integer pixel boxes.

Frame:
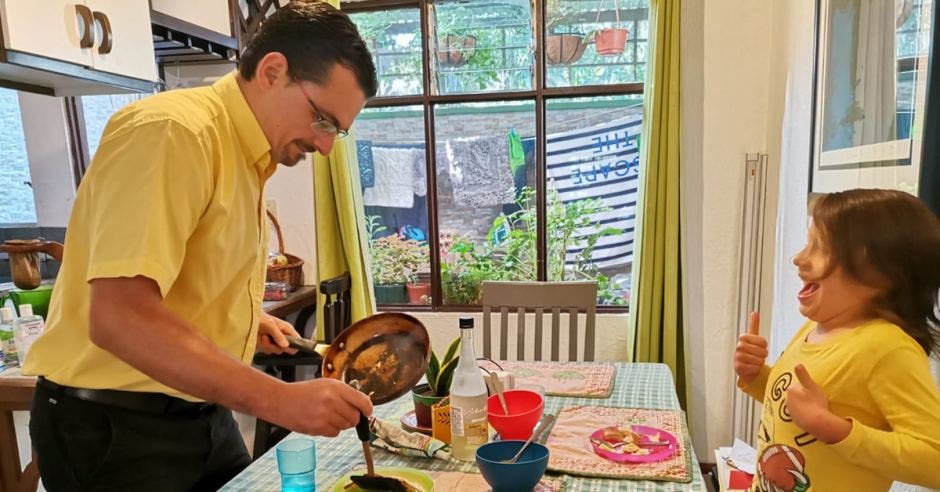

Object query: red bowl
[487,389,544,440]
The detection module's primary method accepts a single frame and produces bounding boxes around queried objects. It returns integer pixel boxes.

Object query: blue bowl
[475,440,549,492]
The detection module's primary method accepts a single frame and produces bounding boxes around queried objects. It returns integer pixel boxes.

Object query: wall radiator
[731,153,769,445]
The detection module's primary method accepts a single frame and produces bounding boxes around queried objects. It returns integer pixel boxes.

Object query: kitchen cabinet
[0,0,156,95]
[151,0,231,37]
[86,0,157,82]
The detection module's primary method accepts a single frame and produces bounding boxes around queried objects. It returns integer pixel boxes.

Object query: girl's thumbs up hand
[786,364,851,444]
[734,312,768,386]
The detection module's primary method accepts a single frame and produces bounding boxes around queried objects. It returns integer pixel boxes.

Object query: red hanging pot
[593,0,628,56]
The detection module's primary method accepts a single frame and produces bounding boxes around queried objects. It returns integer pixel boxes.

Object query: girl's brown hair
[811,189,940,355]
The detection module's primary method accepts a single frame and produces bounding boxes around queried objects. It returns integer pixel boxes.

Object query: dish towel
[370,416,451,460]
[437,135,517,207]
[362,147,420,208]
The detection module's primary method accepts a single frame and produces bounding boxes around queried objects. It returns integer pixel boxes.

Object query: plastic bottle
[13,304,44,366]
[449,316,489,461]
[0,307,17,367]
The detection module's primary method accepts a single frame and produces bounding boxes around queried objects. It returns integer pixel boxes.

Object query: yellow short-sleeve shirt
[23,72,277,400]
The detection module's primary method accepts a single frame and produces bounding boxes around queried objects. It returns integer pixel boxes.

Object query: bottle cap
[0,307,14,322]
[459,316,474,329]
[18,304,33,317]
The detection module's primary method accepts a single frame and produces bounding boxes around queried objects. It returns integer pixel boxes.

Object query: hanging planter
[437,34,477,67]
[546,33,587,65]
[593,0,628,56]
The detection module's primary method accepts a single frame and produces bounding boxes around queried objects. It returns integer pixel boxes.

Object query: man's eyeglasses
[298,84,348,139]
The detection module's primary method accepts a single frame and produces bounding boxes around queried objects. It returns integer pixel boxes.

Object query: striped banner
[547,111,643,269]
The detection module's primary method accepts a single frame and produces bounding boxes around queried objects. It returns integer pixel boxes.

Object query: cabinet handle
[75,4,94,49]
[93,11,113,54]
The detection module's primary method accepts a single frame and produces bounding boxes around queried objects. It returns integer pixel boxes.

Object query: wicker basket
[265,210,304,291]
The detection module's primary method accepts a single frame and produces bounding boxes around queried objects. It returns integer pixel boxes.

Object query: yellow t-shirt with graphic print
[23,72,276,401]
[739,319,940,492]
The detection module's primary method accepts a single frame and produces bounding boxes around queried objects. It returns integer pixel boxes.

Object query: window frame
[344,0,644,312]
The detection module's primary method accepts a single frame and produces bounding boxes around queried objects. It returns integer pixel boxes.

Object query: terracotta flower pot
[594,28,628,55]
[546,34,587,65]
[437,35,477,67]
[406,282,432,304]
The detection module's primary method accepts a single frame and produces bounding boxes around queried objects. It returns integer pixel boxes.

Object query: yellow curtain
[628,0,687,408]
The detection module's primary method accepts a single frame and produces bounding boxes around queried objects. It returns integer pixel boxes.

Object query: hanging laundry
[437,135,516,208]
[362,147,421,208]
[356,140,375,188]
[508,128,525,175]
[413,148,428,197]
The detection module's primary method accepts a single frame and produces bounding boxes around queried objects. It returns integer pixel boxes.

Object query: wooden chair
[481,280,598,362]
[250,272,351,459]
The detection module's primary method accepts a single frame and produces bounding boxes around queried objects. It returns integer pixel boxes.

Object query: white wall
[681,0,777,458]
[680,0,816,459]
[765,1,817,359]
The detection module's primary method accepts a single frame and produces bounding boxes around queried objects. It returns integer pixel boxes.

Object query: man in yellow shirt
[22,2,377,490]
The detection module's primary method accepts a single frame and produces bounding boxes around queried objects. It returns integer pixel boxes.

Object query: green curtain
[313,128,376,334]
[310,0,375,334]
[628,0,687,408]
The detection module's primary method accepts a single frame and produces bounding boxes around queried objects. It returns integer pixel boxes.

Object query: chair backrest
[320,271,351,343]
[480,280,598,361]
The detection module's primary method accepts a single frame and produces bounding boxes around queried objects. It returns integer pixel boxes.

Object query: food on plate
[592,425,665,456]
[346,474,422,491]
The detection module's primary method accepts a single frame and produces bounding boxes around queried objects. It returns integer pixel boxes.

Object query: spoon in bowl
[502,414,556,464]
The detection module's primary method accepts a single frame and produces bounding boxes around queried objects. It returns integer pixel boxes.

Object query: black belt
[37,377,215,417]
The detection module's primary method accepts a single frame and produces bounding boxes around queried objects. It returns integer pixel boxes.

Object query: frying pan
[287,312,430,485]
[320,312,431,404]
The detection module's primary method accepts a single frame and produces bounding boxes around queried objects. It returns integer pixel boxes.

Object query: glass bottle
[449,316,489,460]
[0,307,15,367]
[13,304,44,366]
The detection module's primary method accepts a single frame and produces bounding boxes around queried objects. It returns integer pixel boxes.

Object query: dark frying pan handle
[355,413,370,442]
[285,336,318,355]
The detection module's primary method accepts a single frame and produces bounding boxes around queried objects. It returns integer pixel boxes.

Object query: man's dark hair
[238,0,377,98]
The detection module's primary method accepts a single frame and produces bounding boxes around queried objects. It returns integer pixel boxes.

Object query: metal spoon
[501,414,555,464]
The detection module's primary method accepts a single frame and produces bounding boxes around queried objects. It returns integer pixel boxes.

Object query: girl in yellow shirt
[735,189,940,491]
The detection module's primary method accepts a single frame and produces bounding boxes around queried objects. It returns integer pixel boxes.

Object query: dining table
[221,362,706,491]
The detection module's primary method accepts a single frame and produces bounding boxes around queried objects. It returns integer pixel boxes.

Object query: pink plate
[589,425,677,463]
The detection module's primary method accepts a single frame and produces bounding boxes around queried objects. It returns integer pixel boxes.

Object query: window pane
[546,0,649,87]
[354,106,431,305]
[350,9,423,97]
[82,94,146,158]
[0,89,36,225]
[435,101,536,305]
[546,95,642,305]
[434,0,534,94]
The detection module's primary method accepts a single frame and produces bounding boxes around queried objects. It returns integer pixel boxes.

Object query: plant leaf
[427,352,440,394]
[435,356,459,397]
[442,337,461,365]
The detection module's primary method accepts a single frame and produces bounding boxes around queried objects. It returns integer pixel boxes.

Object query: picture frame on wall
[809,0,934,198]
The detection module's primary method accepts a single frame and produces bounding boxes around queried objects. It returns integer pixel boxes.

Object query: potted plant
[412,337,460,428]
[546,0,588,65]
[592,0,628,56]
[435,3,477,67]
[367,216,419,304]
